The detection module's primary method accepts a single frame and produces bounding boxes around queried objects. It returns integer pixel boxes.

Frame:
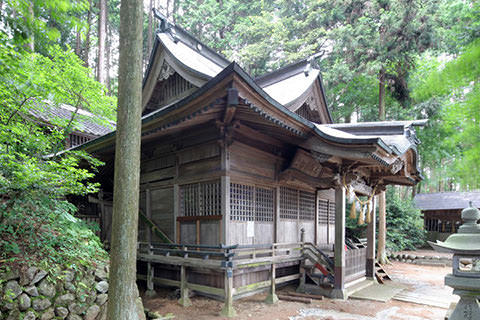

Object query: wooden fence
[345,247,367,282]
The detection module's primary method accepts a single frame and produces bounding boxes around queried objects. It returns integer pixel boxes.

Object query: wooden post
[221,139,230,245]
[220,267,236,317]
[332,185,346,299]
[366,196,376,279]
[145,188,156,297]
[275,186,280,243]
[174,183,179,243]
[265,245,279,304]
[314,190,319,245]
[98,190,105,241]
[297,228,306,293]
[178,263,192,307]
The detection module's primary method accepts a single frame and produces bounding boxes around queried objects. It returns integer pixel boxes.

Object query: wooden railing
[136,242,304,316]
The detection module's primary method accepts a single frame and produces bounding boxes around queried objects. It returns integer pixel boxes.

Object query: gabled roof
[142,11,331,123]
[414,192,480,211]
[29,102,115,136]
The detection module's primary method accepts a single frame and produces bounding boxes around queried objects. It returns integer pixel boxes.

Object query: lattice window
[318,198,336,224]
[68,134,91,148]
[299,191,315,220]
[230,184,274,222]
[255,187,274,222]
[230,183,254,221]
[280,187,299,220]
[180,181,221,217]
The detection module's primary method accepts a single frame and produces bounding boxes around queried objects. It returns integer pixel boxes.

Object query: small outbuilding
[414,191,480,241]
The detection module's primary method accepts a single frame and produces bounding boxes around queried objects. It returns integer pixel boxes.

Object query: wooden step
[375,262,391,284]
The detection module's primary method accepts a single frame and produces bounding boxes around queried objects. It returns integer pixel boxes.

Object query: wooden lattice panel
[230,184,274,222]
[318,198,336,224]
[255,187,274,222]
[318,199,329,224]
[230,183,254,221]
[180,181,221,217]
[280,187,298,220]
[299,191,315,220]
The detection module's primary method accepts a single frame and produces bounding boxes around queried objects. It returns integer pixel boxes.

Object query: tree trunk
[106,5,111,94]
[75,27,81,57]
[97,0,107,84]
[106,0,143,318]
[377,68,387,264]
[148,0,153,57]
[84,0,93,68]
[377,191,387,264]
[26,2,34,52]
[378,69,386,121]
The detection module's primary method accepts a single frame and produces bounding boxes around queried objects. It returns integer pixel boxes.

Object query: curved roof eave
[68,62,407,162]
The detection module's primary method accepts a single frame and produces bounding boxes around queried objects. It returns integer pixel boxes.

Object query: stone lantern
[429,202,480,320]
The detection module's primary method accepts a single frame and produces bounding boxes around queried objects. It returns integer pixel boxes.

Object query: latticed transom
[299,191,315,220]
[180,181,221,216]
[230,183,274,222]
[280,187,298,220]
[318,198,336,224]
[255,187,274,222]
[280,187,317,220]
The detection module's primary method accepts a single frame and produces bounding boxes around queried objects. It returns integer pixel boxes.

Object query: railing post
[145,244,156,298]
[221,247,236,317]
[145,188,156,298]
[298,231,306,293]
[178,247,192,307]
[265,245,279,304]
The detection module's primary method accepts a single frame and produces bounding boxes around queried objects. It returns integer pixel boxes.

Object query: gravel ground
[142,260,453,320]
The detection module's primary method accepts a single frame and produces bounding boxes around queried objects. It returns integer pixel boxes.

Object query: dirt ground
[142,254,454,320]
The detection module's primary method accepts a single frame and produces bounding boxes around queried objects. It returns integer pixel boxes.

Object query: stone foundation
[1,262,109,320]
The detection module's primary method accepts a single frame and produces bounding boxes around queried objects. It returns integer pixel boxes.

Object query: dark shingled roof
[29,103,115,136]
[414,192,480,211]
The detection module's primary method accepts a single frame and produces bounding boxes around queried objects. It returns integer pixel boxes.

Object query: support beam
[275,186,280,243]
[221,141,230,245]
[145,188,156,297]
[178,264,192,307]
[265,247,279,304]
[173,184,179,243]
[220,268,236,317]
[332,185,346,300]
[366,196,377,279]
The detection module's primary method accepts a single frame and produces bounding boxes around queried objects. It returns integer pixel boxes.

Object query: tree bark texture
[106,0,143,317]
[106,5,111,93]
[377,191,387,264]
[84,0,93,68]
[97,0,107,84]
[26,2,34,52]
[147,0,153,58]
[378,69,386,121]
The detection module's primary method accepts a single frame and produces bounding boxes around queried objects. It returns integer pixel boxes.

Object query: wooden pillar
[178,264,192,307]
[145,188,156,297]
[314,190,319,245]
[332,185,346,299]
[366,196,377,279]
[220,267,236,317]
[275,186,280,243]
[98,190,105,241]
[221,141,230,245]
[265,246,279,304]
[173,183,179,243]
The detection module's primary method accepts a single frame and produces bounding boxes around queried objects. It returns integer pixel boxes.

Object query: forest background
[0,0,479,268]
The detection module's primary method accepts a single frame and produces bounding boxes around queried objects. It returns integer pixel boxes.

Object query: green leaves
[412,40,480,189]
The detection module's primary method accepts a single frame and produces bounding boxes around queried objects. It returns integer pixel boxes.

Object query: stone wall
[1,262,109,320]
